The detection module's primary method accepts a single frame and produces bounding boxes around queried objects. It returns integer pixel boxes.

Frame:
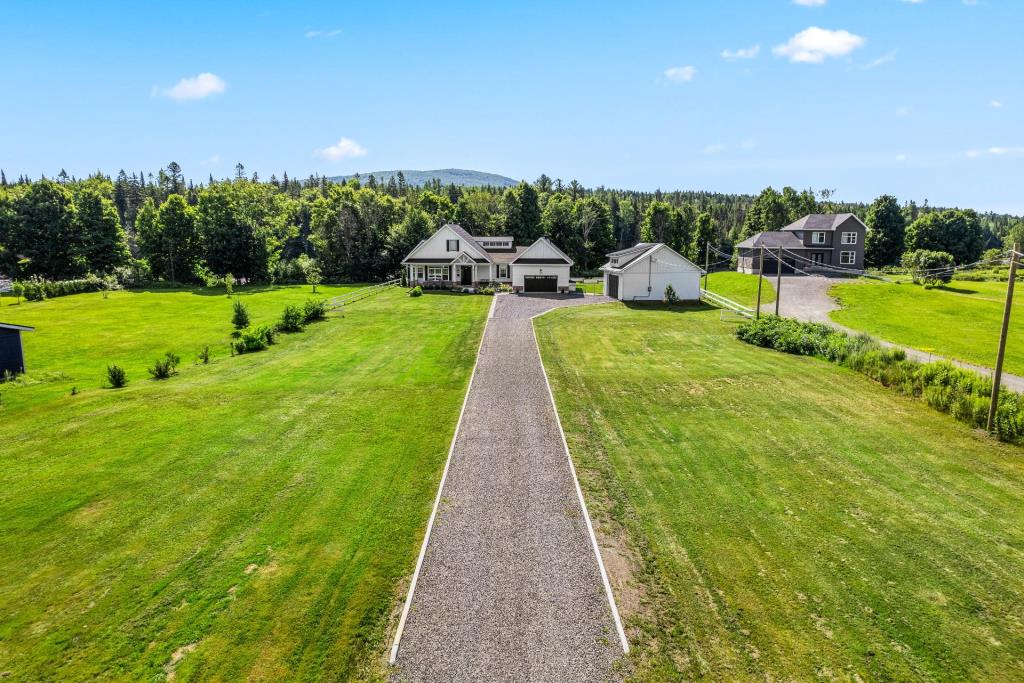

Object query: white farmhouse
[599,243,703,302]
[401,224,574,293]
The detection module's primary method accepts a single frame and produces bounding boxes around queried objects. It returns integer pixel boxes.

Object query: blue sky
[1,0,1021,212]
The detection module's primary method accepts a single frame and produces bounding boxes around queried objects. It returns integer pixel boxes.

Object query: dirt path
[391,293,625,683]
[765,275,1024,393]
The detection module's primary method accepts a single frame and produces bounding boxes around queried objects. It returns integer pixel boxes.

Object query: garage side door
[607,274,619,298]
[523,275,558,293]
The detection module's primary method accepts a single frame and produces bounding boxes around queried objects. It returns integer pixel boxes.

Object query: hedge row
[736,315,1023,443]
[16,277,106,301]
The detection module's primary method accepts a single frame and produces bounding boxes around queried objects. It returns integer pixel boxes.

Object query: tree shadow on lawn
[937,284,980,295]
[623,301,719,314]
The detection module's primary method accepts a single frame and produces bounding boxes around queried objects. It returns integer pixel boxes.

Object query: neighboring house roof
[735,231,807,250]
[0,322,34,332]
[780,213,864,232]
[600,243,704,274]
[511,237,573,265]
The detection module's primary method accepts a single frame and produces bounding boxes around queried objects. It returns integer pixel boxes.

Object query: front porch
[404,258,511,289]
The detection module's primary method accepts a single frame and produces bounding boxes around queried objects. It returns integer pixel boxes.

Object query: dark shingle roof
[735,231,806,250]
[445,223,492,263]
[489,247,530,264]
[781,213,857,232]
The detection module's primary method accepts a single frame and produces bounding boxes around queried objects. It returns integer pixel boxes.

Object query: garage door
[523,275,558,293]
[607,274,619,299]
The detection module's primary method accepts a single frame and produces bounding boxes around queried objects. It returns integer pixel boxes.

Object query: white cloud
[702,140,757,155]
[901,0,926,4]
[896,106,912,117]
[721,45,760,60]
[966,146,1024,158]
[793,0,826,5]
[703,143,727,155]
[152,73,227,101]
[895,154,909,162]
[305,29,341,38]
[861,50,897,69]
[200,154,221,166]
[313,137,368,161]
[664,65,697,82]
[773,27,866,63]
[991,99,1003,108]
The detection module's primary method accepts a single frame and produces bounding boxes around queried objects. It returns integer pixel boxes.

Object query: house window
[841,232,858,245]
[446,239,459,252]
[811,232,826,245]
[427,266,446,281]
[840,251,856,265]
[812,253,825,265]
[498,264,509,278]
[416,266,424,279]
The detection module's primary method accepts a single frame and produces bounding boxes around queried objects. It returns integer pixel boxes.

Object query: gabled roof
[489,247,530,264]
[601,243,704,274]
[735,231,806,250]
[781,213,864,232]
[0,322,34,332]
[401,223,492,264]
[510,237,573,266]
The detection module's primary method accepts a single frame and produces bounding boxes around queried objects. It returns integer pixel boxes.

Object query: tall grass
[737,316,1023,442]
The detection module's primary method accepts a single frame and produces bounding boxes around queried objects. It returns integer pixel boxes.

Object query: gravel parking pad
[392,294,621,683]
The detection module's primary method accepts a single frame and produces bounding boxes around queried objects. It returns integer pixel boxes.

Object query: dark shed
[0,323,34,376]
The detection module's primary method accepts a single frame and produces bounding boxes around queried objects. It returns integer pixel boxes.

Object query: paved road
[765,275,1024,393]
[393,293,623,683]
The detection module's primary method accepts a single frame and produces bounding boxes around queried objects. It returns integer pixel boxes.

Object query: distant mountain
[329,168,518,188]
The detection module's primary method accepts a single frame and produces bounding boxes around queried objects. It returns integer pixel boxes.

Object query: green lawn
[830,279,1022,375]
[704,271,776,309]
[0,287,489,680]
[577,281,604,295]
[537,303,1024,682]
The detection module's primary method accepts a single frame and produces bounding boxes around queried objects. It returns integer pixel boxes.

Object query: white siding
[612,246,701,301]
[512,264,571,288]
[475,264,492,281]
[515,238,570,263]
[405,225,487,261]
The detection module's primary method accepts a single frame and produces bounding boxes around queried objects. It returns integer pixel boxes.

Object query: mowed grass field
[830,279,1023,375]
[537,303,1024,681]
[0,287,489,680]
[704,271,776,308]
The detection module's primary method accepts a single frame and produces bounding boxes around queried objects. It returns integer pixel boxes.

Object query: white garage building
[600,243,704,302]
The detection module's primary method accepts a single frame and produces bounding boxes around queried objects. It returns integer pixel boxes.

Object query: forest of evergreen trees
[0,163,1019,285]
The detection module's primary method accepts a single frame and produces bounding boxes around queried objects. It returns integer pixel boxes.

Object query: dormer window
[446,239,460,252]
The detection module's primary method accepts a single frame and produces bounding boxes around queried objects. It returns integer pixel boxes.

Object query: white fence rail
[700,288,755,320]
[328,279,402,312]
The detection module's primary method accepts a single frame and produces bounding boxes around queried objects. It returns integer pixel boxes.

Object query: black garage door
[607,274,619,298]
[523,275,558,293]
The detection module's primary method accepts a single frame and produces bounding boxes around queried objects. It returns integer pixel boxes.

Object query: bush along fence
[736,315,1024,443]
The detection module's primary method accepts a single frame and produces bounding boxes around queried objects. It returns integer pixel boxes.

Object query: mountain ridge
[328,168,518,188]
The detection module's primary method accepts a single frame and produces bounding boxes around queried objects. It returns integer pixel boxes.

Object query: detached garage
[600,243,704,302]
[511,237,573,293]
[0,322,33,377]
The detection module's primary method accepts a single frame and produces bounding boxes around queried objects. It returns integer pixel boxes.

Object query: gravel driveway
[764,275,1024,393]
[392,293,623,683]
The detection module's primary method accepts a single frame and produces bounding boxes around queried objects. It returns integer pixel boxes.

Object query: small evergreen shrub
[302,298,328,323]
[197,346,211,364]
[148,352,180,380]
[278,304,306,333]
[106,364,127,388]
[664,283,678,304]
[409,285,423,297]
[232,325,276,354]
[231,298,250,330]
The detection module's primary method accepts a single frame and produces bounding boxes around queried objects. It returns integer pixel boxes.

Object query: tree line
[0,164,1019,285]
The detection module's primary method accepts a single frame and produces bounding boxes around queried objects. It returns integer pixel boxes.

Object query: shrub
[11,282,24,304]
[278,304,306,333]
[197,346,211,364]
[479,286,495,296]
[409,285,423,297]
[901,249,955,285]
[302,298,328,323]
[148,352,181,380]
[17,276,104,302]
[223,273,235,296]
[664,283,678,304]
[231,298,250,330]
[736,316,1024,442]
[106,364,127,388]
[232,325,277,355]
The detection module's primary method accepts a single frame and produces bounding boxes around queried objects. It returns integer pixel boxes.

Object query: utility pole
[755,245,764,320]
[775,246,783,316]
[703,241,710,291]
[987,243,1019,432]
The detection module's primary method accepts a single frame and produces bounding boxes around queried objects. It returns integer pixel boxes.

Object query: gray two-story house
[736,213,867,275]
